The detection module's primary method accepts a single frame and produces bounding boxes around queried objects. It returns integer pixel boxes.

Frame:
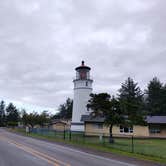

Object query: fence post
[41,128,43,135]
[103,133,105,145]
[83,132,85,143]
[54,130,56,138]
[131,135,134,153]
[69,130,71,141]
[64,130,66,140]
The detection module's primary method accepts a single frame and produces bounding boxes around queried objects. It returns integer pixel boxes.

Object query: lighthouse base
[71,122,84,132]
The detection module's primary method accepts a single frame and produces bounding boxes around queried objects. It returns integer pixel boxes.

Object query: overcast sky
[0,0,166,113]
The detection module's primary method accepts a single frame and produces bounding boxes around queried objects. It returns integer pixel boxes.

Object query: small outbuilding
[50,120,71,131]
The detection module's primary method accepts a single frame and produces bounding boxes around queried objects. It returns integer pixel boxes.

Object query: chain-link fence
[25,128,166,159]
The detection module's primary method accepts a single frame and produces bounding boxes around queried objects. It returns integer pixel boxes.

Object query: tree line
[0,98,73,128]
[0,76,165,131]
[0,102,50,128]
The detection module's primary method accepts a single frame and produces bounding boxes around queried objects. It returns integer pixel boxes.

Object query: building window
[120,125,133,133]
[150,126,160,134]
[93,124,103,129]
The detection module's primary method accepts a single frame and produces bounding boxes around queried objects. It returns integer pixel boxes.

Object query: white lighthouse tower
[71,61,93,131]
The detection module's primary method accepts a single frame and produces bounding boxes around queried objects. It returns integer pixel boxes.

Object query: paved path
[0,128,138,166]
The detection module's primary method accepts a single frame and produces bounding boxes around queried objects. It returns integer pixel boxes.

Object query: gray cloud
[0,0,165,112]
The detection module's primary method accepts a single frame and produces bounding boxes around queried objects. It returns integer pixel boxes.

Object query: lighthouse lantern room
[71,61,93,131]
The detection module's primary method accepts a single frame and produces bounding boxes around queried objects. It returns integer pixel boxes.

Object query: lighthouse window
[80,71,86,79]
[86,81,88,86]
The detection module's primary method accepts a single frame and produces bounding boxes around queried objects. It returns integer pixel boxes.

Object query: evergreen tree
[87,93,124,143]
[161,85,166,114]
[0,100,6,126]
[145,77,165,115]
[6,103,20,127]
[118,77,145,125]
[54,98,73,119]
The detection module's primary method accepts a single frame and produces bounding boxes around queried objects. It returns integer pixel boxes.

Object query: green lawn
[8,128,166,164]
[103,138,166,158]
[70,135,166,159]
[133,139,166,158]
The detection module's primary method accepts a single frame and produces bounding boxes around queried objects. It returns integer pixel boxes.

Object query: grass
[8,128,166,164]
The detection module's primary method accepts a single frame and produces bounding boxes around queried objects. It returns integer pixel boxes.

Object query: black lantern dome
[75,61,91,80]
[75,61,91,71]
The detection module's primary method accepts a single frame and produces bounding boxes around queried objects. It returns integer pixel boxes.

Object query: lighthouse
[71,61,93,131]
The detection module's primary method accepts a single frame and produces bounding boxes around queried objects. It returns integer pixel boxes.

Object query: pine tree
[161,85,166,114]
[6,103,20,127]
[145,77,165,115]
[118,77,145,125]
[0,100,6,126]
[87,93,124,143]
[54,98,73,120]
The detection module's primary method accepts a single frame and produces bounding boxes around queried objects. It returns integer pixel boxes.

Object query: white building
[71,61,93,131]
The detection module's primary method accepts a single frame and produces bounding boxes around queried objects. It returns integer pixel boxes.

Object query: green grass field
[104,138,166,158]
[9,128,166,164]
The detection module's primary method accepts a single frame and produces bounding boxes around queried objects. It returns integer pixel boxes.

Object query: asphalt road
[0,128,137,166]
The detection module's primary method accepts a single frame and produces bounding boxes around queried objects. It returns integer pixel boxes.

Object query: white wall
[72,88,92,122]
[71,79,93,131]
